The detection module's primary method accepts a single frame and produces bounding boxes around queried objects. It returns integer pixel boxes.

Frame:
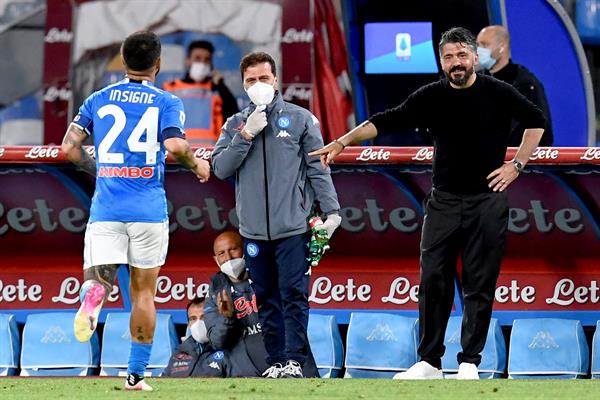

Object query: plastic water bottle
[307,215,330,267]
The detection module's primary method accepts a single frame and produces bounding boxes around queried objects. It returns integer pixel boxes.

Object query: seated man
[204,231,319,377]
[162,297,227,377]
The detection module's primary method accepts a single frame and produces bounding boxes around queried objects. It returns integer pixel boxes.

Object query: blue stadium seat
[0,93,42,122]
[590,320,600,379]
[307,313,344,378]
[20,312,99,376]
[441,316,506,378]
[0,313,20,376]
[100,312,178,377]
[0,93,43,145]
[344,312,418,378]
[508,318,589,379]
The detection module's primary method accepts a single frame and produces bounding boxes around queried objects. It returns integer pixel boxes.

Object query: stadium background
[1,0,600,379]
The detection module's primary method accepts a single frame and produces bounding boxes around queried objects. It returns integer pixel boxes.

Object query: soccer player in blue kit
[61,30,210,390]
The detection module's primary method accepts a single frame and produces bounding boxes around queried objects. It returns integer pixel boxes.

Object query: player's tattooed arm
[61,124,96,177]
[171,144,198,170]
[75,146,97,177]
[165,137,210,182]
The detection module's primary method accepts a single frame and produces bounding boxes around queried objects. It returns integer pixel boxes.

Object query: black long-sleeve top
[369,74,547,194]
[491,60,553,146]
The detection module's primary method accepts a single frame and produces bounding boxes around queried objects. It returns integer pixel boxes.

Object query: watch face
[514,160,523,171]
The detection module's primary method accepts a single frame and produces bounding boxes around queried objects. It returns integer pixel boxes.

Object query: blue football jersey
[72,78,185,222]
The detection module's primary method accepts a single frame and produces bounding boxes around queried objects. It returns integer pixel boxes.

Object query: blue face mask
[477,47,497,70]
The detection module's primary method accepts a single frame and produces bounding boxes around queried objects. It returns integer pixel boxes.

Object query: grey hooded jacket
[211,93,339,240]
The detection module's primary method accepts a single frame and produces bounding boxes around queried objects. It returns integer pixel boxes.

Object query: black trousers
[418,189,508,368]
[243,232,311,366]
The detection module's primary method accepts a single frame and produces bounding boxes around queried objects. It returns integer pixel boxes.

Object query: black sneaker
[124,373,153,391]
[262,363,283,378]
[281,360,303,378]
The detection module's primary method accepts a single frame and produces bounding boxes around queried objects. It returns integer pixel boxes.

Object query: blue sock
[127,342,152,376]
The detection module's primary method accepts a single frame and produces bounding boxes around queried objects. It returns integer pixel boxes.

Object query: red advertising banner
[0,146,599,325]
[42,0,75,145]
[280,0,313,110]
[1,145,598,165]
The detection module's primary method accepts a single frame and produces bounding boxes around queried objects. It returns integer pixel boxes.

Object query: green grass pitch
[1,378,600,399]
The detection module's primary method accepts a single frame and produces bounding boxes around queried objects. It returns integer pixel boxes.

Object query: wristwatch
[512,159,524,173]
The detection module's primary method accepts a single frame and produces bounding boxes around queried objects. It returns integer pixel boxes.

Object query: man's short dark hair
[186,296,205,314]
[438,27,477,55]
[187,40,214,56]
[239,52,277,79]
[121,30,161,72]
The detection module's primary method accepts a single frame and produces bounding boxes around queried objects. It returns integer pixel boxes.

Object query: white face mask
[190,320,209,344]
[476,47,497,71]
[219,257,246,280]
[189,62,211,82]
[246,81,275,106]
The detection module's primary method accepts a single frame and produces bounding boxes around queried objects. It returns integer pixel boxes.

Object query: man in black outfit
[310,27,546,380]
[477,25,553,146]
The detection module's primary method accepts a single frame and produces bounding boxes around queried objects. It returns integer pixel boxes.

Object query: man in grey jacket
[211,52,341,378]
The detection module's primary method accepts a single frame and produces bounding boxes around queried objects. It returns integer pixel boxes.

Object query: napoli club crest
[277,116,291,129]
[246,243,259,257]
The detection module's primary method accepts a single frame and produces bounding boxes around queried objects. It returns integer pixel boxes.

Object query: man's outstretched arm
[308,121,378,167]
[164,137,210,182]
